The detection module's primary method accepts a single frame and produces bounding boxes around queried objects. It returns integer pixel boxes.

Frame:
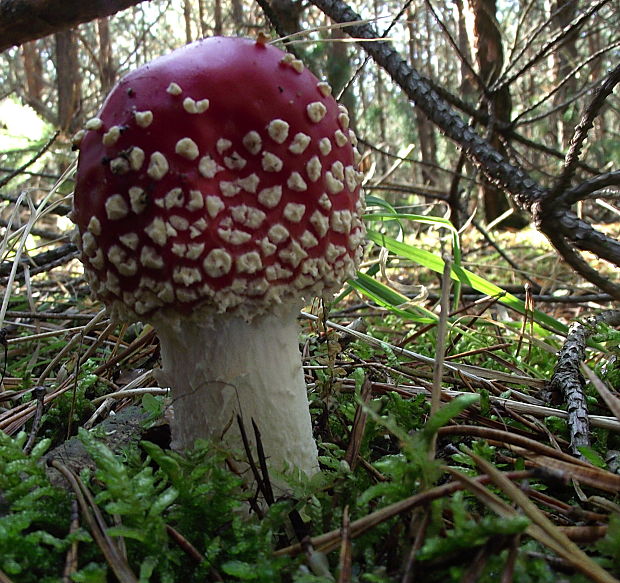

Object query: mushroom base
[153,305,319,482]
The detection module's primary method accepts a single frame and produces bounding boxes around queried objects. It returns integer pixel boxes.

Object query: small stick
[165,523,225,583]
[236,414,268,514]
[23,386,46,454]
[0,131,59,189]
[62,499,80,583]
[275,470,533,557]
[252,419,275,505]
[49,459,138,583]
[337,506,352,583]
[166,524,205,562]
[344,376,373,471]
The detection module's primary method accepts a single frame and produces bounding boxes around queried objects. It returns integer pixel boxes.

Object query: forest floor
[0,208,619,582]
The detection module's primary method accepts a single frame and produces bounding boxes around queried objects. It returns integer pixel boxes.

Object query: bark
[549,311,620,457]
[269,0,303,37]
[407,6,438,186]
[551,0,579,149]
[231,0,244,30]
[16,39,57,123]
[20,40,44,102]
[0,0,151,52]
[466,0,526,228]
[54,29,81,132]
[97,17,115,94]
[183,0,192,44]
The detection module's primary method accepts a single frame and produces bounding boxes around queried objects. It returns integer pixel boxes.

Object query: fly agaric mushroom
[71,36,365,478]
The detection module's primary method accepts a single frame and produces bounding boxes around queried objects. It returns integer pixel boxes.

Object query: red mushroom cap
[72,36,365,320]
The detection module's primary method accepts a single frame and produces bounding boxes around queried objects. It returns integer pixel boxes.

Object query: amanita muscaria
[71,36,365,478]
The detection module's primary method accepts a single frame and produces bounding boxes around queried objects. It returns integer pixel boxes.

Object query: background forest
[0,0,619,581]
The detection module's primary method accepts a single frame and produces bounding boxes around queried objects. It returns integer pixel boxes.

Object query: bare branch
[550,310,620,457]
[310,0,619,298]
[496,0,612,91]
[561,171,620,205]
[542,229,620,298]
[309,0,546,213]
[550,63,620,199]
[512,38,620,126]
[0,0,151,52]
[0,243,79,281]
[0,131,59,189]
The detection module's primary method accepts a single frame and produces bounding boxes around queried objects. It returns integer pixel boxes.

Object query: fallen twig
[549,310,620,456]
[465,449,619,583]
[49,459,139,583]
[0,131,59,189]
[275,470,533,557]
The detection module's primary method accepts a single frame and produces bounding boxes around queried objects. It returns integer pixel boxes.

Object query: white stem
[153,306,319,479]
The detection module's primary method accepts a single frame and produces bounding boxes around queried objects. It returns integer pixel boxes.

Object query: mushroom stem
[153,305,319,479]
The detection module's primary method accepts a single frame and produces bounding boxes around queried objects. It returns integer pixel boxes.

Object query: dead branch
[550,310,620,457]
[0,217,65,241]
[0,190,72,216]
[309,0,620,298]
[312,0,546,210]
[0,0,151,52]
[543,231,619,298]
[562,171,620,205]
[550,63,620,198]
[495,0,612,91]
[0,131,59,189]
[0,243,79,279]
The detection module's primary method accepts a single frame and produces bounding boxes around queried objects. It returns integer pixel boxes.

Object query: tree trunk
[97,17,116,94]
[16,39,55,123]
[551,0,578,150]
[231,0,244,30]
[407,6,438,186]
[55,29,81,133]
[183,0,193,44]
[211,0,222,36]
[466,0,526,228]
[269,0,303,37]
[454,0,475,97]
[21,40,44,103]
[325,25,356,125]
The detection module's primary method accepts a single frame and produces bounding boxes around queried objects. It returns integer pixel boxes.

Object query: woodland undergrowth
[0,181,619,583]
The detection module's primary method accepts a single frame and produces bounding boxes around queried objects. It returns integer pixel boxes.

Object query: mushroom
[71,36,365,479]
